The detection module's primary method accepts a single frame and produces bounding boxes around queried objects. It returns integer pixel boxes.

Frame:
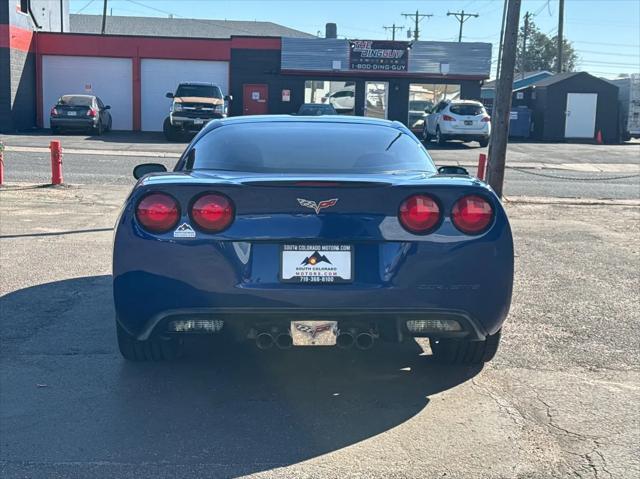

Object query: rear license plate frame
[280,244,354,284]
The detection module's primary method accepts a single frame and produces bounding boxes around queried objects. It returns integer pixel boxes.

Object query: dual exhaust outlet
[255,329,375,350]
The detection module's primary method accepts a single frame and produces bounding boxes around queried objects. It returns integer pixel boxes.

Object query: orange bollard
[596,130,603,145]
[477,153,487,180]
[50,140,63,185]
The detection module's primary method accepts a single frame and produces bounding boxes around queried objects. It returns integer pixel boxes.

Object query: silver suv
[423,100,491,147]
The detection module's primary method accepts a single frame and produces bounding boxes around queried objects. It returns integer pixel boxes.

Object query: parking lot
[1,134,639,478]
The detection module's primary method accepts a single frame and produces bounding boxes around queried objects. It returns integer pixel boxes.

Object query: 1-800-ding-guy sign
[349,40,409,71]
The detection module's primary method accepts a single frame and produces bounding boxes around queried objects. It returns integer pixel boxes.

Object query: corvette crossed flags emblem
[297,198,339,214]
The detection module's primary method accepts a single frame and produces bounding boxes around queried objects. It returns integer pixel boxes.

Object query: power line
[383,24,404,41]
[576,49,640,58]
[74,0,96,14]
[447,10,479,42]
[126,0,183,17]
[401,10,433,41]
[574,40,640,48]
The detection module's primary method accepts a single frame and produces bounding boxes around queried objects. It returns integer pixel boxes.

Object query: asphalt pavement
[0,132,639,478]
[0,185,638,478]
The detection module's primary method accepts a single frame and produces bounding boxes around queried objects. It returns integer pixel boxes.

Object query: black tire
[436,127,446,146]
[163,117,178,142]
[430,329,502,365]
[92,121,103,136]
[51,126,60,135]
[107,117,113,132]
[479,138,489,148]
[423,128,432,143]
[116,321,182,362]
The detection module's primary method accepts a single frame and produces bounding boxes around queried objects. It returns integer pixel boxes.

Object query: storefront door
[364,82,388,119]
[243,84,269,115]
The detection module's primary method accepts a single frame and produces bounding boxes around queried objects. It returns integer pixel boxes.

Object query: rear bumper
[50,117,97,129]
[118,307,487,342]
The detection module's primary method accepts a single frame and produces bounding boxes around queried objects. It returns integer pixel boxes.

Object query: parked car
[297,103,338,115]
[322,88,355,113]
[50,94,112,135]
[408,100,434,132]
[114,115,513,365]
[164,82,232,141]
[423,100,491,147]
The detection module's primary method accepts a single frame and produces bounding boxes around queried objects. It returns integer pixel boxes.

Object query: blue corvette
[113,115,513,364]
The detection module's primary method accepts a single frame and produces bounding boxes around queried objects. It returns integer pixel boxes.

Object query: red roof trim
[36,32,232,61]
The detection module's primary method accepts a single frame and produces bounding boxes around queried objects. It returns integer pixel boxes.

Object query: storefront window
[408,83,461,130]
[304,80,356,115]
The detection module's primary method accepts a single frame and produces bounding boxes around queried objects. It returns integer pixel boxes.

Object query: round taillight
[398,195,441,234]
[451,195,494,234]
[191,193,234,232]
[136,193,180,233]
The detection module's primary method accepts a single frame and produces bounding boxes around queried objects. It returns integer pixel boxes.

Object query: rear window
[449,104,485,116]
[298,105,336,115]
[187,122,435,174]
[175,84,222,99]
[58,96,93,106]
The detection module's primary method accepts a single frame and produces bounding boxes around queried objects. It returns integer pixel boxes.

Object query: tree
[516,18,577,74]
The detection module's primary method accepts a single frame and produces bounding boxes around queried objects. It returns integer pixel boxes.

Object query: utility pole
[383,24,404,41]
[486,0,522,198]
[447,10,479,42]
[557,0,565,73]
[521,12,530,79]
[493,0,508,89]
[401,10,433,41]
[101,0,108,35]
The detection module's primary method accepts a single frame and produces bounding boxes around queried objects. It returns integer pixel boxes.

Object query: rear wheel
[92,120,103,136]
[51,126,60,135]
[436,127,446,146]
[479,138,489,148]
[116,321,182,361]
[423,128,432,143]
[430,329,501,365]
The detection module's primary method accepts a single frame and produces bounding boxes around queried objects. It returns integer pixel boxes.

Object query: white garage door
[141,59,229,131]
[42,55,133,130]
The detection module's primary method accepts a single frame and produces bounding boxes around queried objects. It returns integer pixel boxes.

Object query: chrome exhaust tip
[336,331,355,349]
[275,332,293,349]
[355,332,374,350]
[256,332,275,350]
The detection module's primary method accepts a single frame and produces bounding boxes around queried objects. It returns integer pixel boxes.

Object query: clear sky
[69,0,640,79]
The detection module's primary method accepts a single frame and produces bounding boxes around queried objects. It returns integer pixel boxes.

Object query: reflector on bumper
[406,319,462,333]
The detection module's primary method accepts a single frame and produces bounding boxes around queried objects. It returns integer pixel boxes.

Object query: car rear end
[113,117,513,360]
[439,102,491,143]
[50,95,99,131]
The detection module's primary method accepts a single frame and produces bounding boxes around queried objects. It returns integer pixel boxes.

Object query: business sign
[349,40,409,72]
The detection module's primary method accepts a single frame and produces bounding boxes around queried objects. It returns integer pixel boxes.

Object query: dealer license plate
[67,111,77,116]
[291,320,338,346]
[193,119,204,125]
[464,120,473,125]
[281,244,353,283]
